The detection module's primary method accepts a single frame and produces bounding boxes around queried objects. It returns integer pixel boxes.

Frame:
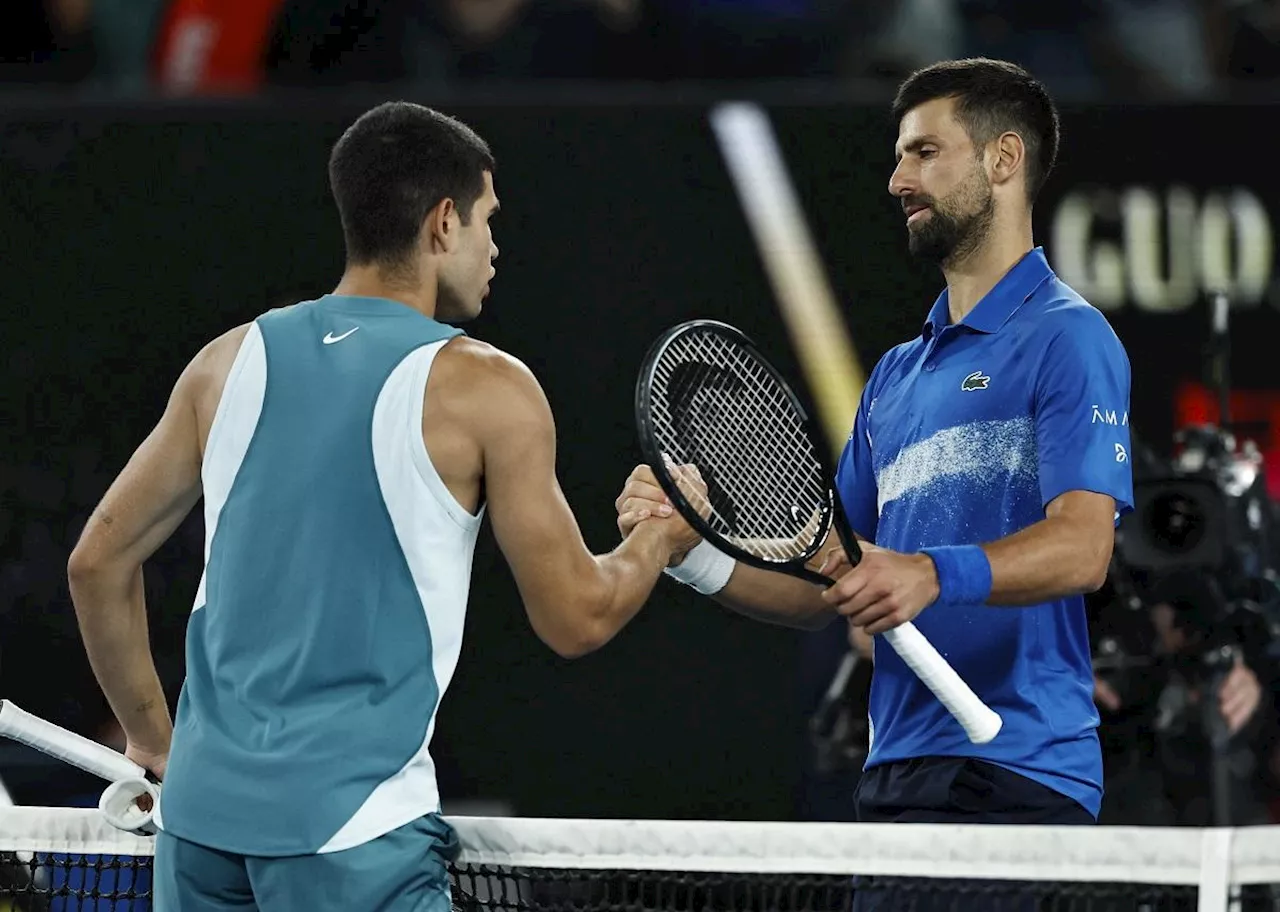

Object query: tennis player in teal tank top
[68,102,698,911]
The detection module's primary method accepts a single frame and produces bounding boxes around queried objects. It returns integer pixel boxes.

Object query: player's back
[157,294,478,857]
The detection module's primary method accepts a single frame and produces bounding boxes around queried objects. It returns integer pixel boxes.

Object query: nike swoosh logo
[322,327,359,345]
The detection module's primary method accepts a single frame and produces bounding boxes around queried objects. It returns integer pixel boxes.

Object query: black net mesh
[0,849,151,911]
[449,866,1280,911]
[0,852,1244,912]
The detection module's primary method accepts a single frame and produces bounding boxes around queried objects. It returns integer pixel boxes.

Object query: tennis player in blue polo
[615,58,1131,856]
[822,58,1132,832]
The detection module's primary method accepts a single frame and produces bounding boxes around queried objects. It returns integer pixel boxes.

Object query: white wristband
[663,540,735,595]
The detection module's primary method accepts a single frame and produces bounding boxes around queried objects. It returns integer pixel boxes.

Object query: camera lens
[1146,491,1206,554]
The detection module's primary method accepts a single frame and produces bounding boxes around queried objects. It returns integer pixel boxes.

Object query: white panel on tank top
[319,338,482,853]
[192,324,267,614]
[158,323,266,834]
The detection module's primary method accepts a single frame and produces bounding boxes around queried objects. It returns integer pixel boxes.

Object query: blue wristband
[920,545,993,607]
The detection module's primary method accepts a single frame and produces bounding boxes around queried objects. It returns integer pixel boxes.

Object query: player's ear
[989,131,1025,189]
[425,198,459,254]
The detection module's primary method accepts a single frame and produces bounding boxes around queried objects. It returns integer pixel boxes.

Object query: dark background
[2,92,1279,820]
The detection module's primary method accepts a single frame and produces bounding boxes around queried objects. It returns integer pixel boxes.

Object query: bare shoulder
[186,322,253,379]
[426,336,555,462]
[181,322,255,417]
[435,336,536,380]
[434,337,548,412]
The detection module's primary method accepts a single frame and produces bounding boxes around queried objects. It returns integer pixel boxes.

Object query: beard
[906,169,996,266]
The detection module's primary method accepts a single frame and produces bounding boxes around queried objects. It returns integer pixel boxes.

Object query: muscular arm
[463,345,688,658]
[982,489,1115,604]
[824,490,1119,635]
[985,308,1130,604]
[67,348,211,757]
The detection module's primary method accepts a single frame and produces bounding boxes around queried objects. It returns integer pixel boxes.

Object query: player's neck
[333,263,437,319]
[941,218,1034,325]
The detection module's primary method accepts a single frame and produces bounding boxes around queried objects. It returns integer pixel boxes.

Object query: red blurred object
[150,0,287,94]
[1174,381,1280,499]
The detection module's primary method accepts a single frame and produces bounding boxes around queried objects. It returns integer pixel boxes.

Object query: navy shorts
[851,757,1094,912]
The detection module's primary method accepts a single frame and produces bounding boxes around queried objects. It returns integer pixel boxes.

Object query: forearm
[69,565,172,751]
[524,525,672,658]
[981,515,1110,605]
[591,526,672,632]
[701,555,835,630]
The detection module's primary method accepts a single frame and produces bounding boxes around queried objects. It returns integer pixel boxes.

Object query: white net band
[2,808,1280,911]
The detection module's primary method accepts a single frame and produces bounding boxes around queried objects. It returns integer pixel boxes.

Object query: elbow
[1074,538,1113,594]
[548,634,603,660]
[66,547,104,613]
[1077,565,1108,595]
[542,620,612,660]
[531,594,616,660]
[67,541,132,605]
[527,565,635,659]
[67,545,100,590]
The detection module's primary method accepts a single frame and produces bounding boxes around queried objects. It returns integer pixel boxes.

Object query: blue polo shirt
[835,247,1133,817]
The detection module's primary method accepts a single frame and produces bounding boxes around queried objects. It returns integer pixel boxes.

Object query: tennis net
[0,808,1278,911]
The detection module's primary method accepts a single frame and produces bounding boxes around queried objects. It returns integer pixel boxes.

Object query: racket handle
[100,777,160,836]
[881,624,1003,745]
[0,700,146,782]
[0,701,159,836]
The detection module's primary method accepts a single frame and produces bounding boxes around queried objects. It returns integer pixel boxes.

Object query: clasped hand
[615,462,707,564]
[615,462,942,632]
[614,463,704,561]
[816,542,941,635]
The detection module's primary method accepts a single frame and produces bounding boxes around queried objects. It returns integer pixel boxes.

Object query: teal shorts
[153,814,458,912]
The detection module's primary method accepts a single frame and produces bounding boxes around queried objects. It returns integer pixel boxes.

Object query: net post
[1196,828,1234,912]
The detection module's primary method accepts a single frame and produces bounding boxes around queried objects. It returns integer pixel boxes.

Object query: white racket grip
[99,778,160,836]
[0,700,146,782]
[881,624,1003,744]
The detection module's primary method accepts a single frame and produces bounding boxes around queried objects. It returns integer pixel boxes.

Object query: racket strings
[649,331,828,563]
[654,341,817,509]
[652,354,800,523]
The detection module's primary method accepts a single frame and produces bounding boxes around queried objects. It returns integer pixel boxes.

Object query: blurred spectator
[267,0,419,87]
[151,0,288,93]
[846,0,962,79]
[87,0,161,90]
[1092,0,1216,98]
[956,0,1109,96]
[389,0,668,84]
[0,0,96,84]
[1090,570,1279,826]
[3,0,1274,97]
[653,0,852,80]
[954,0,1217,98]
[147,0,671,89]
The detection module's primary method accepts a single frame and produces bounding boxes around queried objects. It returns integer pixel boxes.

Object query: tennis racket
[634,320,1002,745]
[0,701,160,835]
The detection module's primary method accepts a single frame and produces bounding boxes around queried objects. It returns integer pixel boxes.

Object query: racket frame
[634,319,861,587]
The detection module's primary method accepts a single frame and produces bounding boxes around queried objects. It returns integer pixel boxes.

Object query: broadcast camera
[1099,427,1280,697]
[1093,294,1280,825]
[1100,289,1280,692]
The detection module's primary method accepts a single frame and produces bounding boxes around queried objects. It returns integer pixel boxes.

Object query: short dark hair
[892,58,1060,204]
[328,101,495,267]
